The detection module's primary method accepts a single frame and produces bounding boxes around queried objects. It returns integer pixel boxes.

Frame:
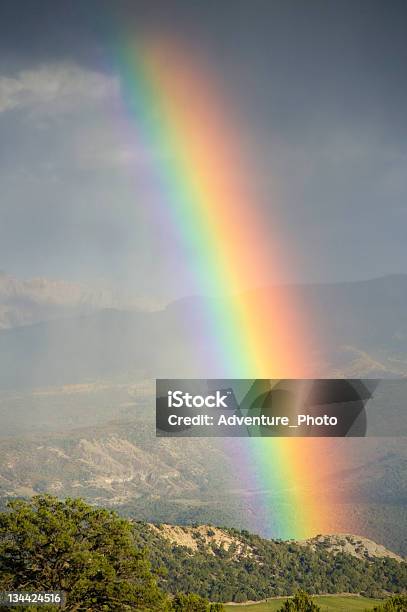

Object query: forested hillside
[134,523,406,603]
[1,496,406,609]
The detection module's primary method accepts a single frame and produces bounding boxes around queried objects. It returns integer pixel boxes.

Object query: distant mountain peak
[0,272,160,330]
[298,533,405,562]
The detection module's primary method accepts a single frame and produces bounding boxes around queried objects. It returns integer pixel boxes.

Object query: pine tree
[0,495,168,611]
[278,590,321,611]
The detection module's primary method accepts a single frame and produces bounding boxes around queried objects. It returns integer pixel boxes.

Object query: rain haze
[0,0,406,302]
[0,1,407,563]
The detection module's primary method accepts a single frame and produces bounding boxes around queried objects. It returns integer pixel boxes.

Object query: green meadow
[225,595,383,611]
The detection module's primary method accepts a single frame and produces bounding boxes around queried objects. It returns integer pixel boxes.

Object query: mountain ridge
[146,523,404,562]
[1,273,407,389]
[131,520,407,602]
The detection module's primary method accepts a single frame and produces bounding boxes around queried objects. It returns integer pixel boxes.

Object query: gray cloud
[0,0,406,299]
[0,63,118,114]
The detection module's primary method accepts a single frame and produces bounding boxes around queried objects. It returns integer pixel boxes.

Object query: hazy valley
[0,274,406,557]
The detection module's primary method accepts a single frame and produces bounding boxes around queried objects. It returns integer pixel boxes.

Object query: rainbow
[113,37,357,539]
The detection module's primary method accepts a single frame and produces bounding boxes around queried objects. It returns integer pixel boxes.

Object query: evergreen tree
[0,495,168,611]
[278,590,321,611]
[371,594,407,611]
[171,592,212,611]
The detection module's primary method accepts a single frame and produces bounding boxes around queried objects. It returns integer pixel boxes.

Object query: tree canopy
[0,496,176,610]
[371,594,407,611]
[277,590,321,611]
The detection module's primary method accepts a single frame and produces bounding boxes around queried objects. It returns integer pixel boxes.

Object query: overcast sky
[0,0,406,301]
